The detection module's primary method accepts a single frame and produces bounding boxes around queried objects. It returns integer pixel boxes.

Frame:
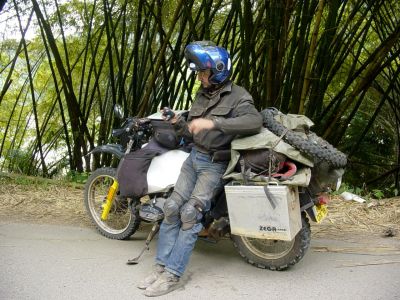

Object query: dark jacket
[173,81,262,153]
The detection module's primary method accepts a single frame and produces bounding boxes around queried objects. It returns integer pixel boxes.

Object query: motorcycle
[84,105,346,270]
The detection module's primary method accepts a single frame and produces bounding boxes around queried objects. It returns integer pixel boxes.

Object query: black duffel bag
[116,140,168,197]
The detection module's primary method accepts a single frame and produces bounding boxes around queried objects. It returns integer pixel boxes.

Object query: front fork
[101,180,119,220]
[101,139,133,221]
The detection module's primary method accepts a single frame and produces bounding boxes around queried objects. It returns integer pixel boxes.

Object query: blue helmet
[184,41,231,85]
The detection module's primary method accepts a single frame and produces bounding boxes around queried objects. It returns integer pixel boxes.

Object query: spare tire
[261,109,347,168]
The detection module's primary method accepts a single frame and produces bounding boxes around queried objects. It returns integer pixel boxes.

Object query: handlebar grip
[112,128,126,137]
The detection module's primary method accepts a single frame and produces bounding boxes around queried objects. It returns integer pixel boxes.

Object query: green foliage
[334,181,398,200]
[66,170,89,184]
[0,0,399,196]
[372,189,385,200]
[5,149,38,176]
[371,184,399,199]
[334,182,363,197]
[0,171,84,190]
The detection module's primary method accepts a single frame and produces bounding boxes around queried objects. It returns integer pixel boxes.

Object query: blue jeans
[155,148,227,277]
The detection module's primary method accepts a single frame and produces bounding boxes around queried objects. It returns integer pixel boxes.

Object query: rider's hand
[188,118,215,135]
[161,107,178,124]
[169,115,178,124]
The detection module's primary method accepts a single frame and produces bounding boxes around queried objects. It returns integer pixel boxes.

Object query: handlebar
[112,117,152,138]
[112,128,126,137]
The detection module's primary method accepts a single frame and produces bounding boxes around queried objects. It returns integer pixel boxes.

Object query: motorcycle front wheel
[231,213,310,270]
[84,167,140,240]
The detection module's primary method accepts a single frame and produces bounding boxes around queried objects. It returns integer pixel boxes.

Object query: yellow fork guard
[101,180,119,220]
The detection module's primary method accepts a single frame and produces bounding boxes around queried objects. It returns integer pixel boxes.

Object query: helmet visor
[185,43,214,71]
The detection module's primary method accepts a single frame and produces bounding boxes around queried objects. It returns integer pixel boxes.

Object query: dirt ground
[0,173,399,241]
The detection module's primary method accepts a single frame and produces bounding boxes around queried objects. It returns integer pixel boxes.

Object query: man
[138,41,262,297]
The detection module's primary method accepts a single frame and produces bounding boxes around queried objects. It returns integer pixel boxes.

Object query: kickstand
[127,222,160,265]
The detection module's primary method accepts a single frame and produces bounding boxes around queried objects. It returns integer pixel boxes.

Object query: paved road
[0,222,399,300]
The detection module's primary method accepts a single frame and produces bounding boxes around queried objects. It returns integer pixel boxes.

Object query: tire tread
[232,214,311,270]
[261,109,347,168]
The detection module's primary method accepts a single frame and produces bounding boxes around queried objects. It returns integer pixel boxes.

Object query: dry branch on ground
[312,196,400,239]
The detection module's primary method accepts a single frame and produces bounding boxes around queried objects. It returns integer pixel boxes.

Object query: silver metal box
[224,184,301,241]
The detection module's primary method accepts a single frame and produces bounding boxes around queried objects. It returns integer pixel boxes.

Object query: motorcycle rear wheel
[231,213,310,270]
[84,167,140,240]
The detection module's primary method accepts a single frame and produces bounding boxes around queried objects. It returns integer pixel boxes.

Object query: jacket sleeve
[173,116,193,141]
[213,99,263,135]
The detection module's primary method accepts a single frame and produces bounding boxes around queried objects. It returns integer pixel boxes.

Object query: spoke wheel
[84,167,140,240]
[232,213,310,270]
[241,237,296,260]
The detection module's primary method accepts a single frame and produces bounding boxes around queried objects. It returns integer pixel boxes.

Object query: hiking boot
[144,270,180,297]
[137,264,165,290]
[198,226,209,237]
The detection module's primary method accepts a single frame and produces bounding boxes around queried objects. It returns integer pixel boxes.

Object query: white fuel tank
[146,150,190,194]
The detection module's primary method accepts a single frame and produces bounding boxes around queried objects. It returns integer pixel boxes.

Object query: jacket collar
[199,81,233,110]
[200,81,232,99]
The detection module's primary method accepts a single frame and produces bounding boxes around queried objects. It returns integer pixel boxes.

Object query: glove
[161,107,175,121]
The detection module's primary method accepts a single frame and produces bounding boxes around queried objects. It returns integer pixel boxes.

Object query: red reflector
[318,195,329,205]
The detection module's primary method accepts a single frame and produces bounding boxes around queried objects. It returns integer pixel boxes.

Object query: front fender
[87,144,124,159]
